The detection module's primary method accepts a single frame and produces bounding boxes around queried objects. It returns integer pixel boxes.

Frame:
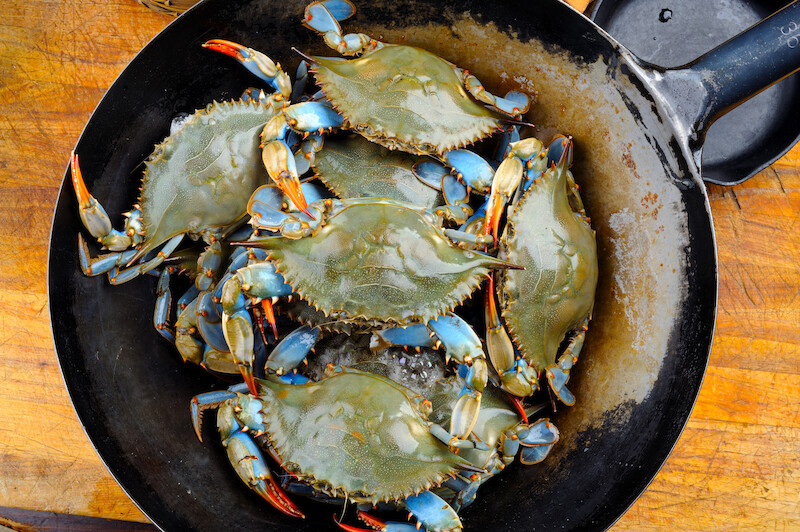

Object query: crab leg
[291,60,309,103]
[426,313,488,447]
[221,262,294,393]
[484,273,539,397]
[109,234,184,284]
[76,234,138,277]
[191,390,304,518]
[458,69,531,118]
[71,152,145,252]
[369,323,435,351]
[412,149,494,195]
[493,125,521,164]
[153,269,174,343]
[303,0,378,56]
[337,513,420,531]
[411,163,473,224]
[175,296,204,365]
[515,418,560,465]
[404,491,463,532]
[483,137,544,240]
[441,202,493,250]
[337,489,462,532]
[442,149,495,194]
[202,39,292,102]
[545,317,588,406]
[264,325,320,375]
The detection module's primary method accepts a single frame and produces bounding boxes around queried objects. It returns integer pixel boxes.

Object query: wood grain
[0,0,797,529]
[0,0,168,522]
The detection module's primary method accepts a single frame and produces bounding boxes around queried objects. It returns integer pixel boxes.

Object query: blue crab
[70,35,327,289]
[293,338,561,522]
[69,99,273,285]
[484,136,598,404]
[218,194,521,444]
[301,0,530,153]
[191,365,478,531]
[205,0,533,211]
[333,379,559,532]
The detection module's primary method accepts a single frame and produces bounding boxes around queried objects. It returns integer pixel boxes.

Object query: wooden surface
[0,0,797,529]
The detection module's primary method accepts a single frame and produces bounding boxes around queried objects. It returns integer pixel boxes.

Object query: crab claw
[335,518,376,532]
[507,394,529,424]
[259,298,279,341]
[224,432,305,518]
[334,511,421,532]
[357,512,390,530]
[70,152,116,243]
[239,355,258,395]
[190,389,239,442]
[546,134,574,168]
[261,140,315,219]
[482,137,543,240]
[482,155,522,241]
[202,39,291,98]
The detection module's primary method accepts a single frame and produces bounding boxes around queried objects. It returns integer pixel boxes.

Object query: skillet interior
[48,0,716,529]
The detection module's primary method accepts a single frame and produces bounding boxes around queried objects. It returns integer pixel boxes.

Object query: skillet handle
[647,0,800,164]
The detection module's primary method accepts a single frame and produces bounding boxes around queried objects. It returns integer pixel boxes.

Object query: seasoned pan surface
[49,0,717,529]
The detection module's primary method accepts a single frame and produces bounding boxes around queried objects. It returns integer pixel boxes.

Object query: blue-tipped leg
[265,325,320,375]
[284,100,344,132]
[202,39,292,98]
[442,149,494,194]
[405,491,462,532]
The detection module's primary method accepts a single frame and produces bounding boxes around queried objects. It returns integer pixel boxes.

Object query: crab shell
[497,161,598,372]
[137,99,272,257]
[311,134,443,208]
[261,197,511,326]
[311,44,504,155]
[228,367,470,503]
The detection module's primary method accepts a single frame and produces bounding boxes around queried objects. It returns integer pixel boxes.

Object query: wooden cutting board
[0,0,797,529]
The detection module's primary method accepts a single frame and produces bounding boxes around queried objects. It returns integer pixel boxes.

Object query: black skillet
[589,0,800,185]
[48,0,800,530]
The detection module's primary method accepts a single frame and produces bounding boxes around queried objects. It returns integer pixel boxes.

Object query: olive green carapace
[312,44,503,155]
[254,369,469,502]
[499,164,598,372]
[138,100,273,256]
[312,134,443,208]
[266,199,510,325]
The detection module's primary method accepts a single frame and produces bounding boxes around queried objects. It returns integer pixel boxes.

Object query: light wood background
[0,0,797,529]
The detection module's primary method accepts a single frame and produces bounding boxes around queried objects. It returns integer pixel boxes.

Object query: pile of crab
[70,1,598,530]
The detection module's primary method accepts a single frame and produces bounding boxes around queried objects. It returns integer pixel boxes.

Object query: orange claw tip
[240,366,258,396]
[508,394,529,424]
[261,299,279,340]
[255,480,305,519]
[70,152,91,204]
[358,511,388,529]
[281,181,317,221]
[201,39,246,59]
[334,516,374,532]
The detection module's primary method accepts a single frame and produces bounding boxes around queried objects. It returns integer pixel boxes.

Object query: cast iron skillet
[589,0,800,185]
[48,0,800,530]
